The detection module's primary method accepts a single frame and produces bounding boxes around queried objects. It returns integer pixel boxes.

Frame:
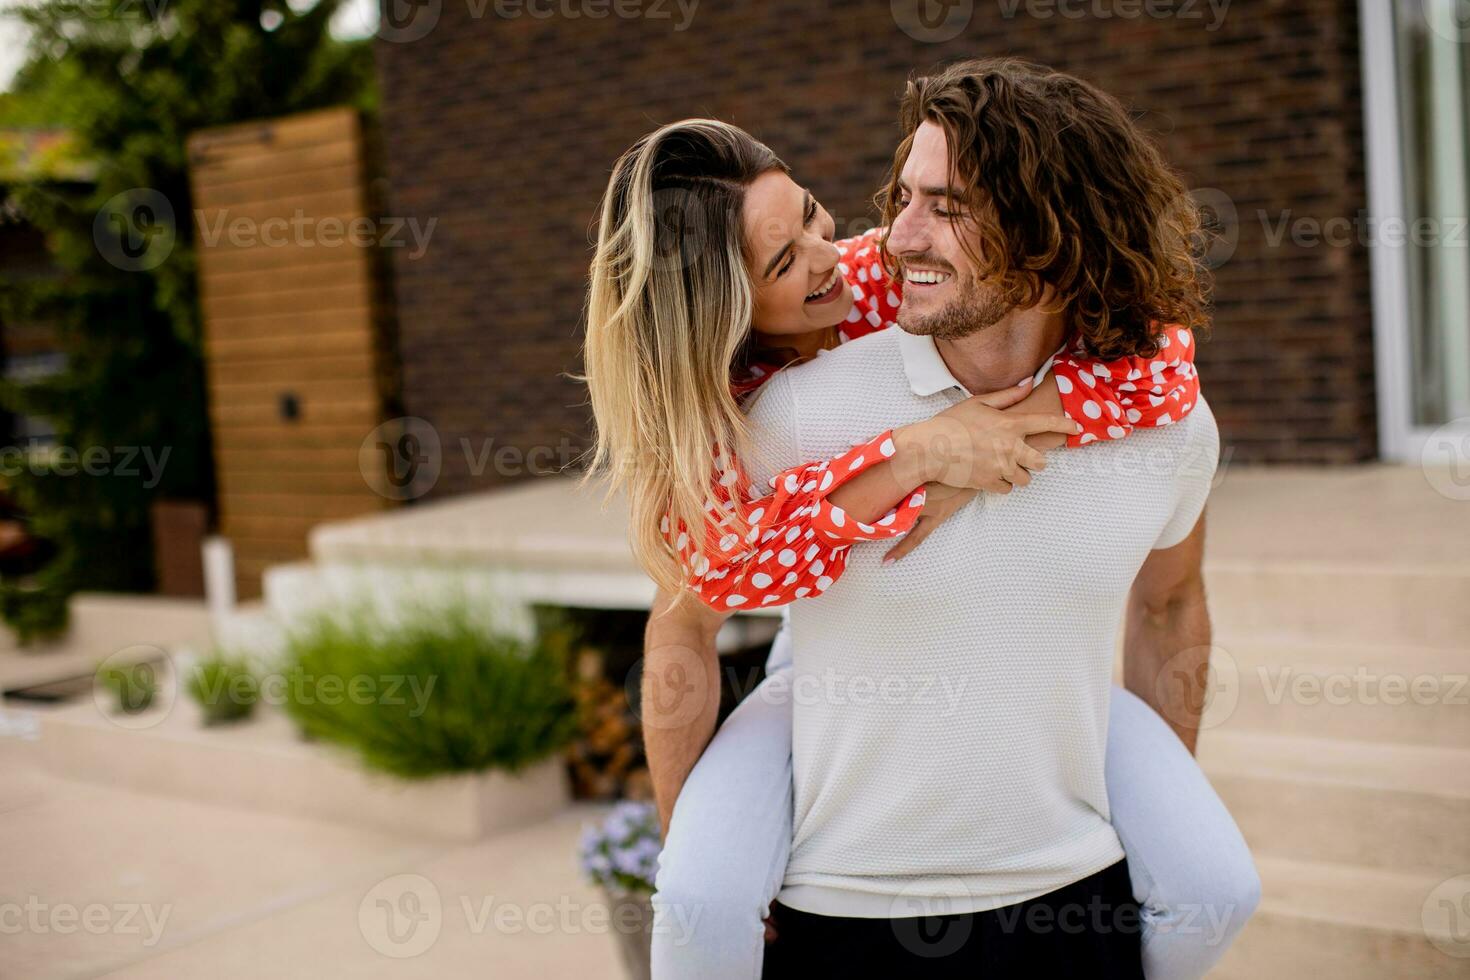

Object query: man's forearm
[1122,579,1211,754]
[642,590,725,835]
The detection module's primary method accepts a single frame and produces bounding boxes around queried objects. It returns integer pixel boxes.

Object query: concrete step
[1199,730,1470,874]
[1212,856,1470,979]
[1202,638,1470,747]
[1203,561,1470,649]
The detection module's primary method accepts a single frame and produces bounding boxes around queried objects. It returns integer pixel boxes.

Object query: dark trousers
[762,858,1144,978]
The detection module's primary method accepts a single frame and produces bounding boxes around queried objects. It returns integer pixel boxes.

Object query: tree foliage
[0,1,375,641]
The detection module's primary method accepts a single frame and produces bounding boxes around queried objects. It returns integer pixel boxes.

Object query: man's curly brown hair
[879,58,1211,359]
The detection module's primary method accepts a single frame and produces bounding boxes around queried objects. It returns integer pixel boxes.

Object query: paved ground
[0,733,625,980]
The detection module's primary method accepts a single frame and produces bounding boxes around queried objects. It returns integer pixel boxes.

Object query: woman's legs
[650,665,794,980]
[652,673,1259,980]
[1107,685,1262,980]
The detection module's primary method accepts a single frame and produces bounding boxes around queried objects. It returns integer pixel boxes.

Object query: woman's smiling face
[742,170,854,336]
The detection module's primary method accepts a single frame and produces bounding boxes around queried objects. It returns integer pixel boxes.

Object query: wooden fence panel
[187,107,393,598]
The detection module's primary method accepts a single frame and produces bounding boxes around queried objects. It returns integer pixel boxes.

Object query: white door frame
[1359,0,1470,461]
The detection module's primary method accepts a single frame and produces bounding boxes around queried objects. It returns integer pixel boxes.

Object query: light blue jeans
[651,629,1261,980]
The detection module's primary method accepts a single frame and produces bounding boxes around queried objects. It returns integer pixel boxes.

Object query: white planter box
[39,698,570,841]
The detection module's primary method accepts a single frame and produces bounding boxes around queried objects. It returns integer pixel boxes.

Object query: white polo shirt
[743,326,1218,918]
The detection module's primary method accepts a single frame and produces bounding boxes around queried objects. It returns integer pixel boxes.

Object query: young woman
[584,118,1258,979]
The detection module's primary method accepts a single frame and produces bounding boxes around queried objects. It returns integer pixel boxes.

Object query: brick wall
[374,0,1375,495]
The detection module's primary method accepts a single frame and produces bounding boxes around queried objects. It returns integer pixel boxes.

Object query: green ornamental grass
[280,604,577,780]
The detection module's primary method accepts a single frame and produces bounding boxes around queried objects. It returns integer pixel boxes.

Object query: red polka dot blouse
[669,227,1202,611]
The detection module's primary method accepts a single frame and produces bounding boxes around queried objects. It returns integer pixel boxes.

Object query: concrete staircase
[1196,552,1470,977]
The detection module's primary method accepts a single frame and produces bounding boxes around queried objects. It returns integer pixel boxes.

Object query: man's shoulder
[1101,394,1219,490]
[1154,394,1218,457]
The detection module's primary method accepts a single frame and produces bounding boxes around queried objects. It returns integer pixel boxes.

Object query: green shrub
[187,654,260,726]
[0,578,70,646]
[280,604,577,780]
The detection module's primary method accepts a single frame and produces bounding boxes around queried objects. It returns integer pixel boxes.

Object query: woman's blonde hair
[582,119,788,595]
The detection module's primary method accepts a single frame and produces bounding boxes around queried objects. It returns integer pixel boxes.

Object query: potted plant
[186,653,260,726]
[579,800,661,980]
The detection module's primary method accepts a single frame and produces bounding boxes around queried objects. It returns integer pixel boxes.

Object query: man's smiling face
[886,120,1013,339]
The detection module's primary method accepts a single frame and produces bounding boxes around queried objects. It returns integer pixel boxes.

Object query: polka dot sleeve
[669,430,927,611]
[1048,325,1201,446]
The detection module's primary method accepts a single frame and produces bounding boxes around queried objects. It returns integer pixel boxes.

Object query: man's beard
[897,272,1012,340]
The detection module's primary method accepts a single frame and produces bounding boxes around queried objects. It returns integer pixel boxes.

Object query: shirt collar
[897,328,1067,397]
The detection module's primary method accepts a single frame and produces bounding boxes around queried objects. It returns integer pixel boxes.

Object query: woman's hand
[882,483,979,563]
[896,383,1080,494]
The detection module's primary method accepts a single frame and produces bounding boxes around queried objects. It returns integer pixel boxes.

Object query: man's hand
[882,374,1078,563]
[1123,514,1211,754]
[905,393,1076,494]
[642,588,729,836]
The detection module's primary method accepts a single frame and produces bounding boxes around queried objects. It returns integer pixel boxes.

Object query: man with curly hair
[744,59,1222,976]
